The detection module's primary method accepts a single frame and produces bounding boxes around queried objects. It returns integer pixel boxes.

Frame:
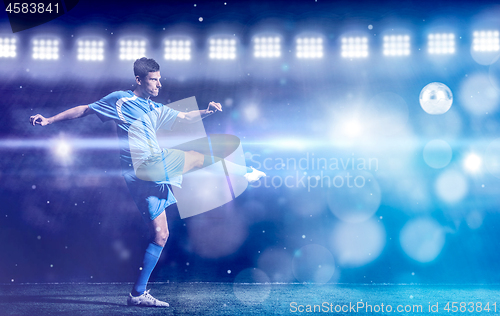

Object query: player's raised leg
[127,211,170,307]
[182,150,266,182]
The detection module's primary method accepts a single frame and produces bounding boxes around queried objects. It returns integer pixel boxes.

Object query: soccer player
[30,57,266,307]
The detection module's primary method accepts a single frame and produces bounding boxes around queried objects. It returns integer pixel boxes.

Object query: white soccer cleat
[244,167,266,183]
[127,289,169,307]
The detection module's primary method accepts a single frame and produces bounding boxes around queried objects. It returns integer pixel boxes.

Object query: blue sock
[202,155,252,175]
[132,242,163,296]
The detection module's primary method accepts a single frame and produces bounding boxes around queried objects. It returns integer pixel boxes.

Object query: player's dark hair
[134,57,160,79]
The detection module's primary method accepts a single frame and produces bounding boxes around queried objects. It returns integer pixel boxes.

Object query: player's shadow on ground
[0,295,123,306]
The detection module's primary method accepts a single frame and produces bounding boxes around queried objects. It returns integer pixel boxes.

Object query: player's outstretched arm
[30,105,95,126]
[176,101,222,124]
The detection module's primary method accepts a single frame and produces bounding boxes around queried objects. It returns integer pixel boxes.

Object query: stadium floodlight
[296,37,323,59]
[428,33,455,55]
[77,39,105,61]
[164,38,192,61]
[472,31,500,52]
[0,37,16,58]
[119,38,147,61]
[52,138,73,165]
[209,37,237,60]
[55,139,71,158]
[383,35,410,56]
[253,36,281,58]
[32,37,60,60]
[343,119,363,137]
[341,37,369,58]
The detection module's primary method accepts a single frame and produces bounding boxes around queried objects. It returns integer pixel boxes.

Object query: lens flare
[463,153,482,172]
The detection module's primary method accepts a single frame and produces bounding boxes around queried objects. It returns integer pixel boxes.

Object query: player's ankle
[131,289,143,297]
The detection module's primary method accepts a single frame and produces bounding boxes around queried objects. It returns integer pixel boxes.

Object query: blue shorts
[124,149,185,221]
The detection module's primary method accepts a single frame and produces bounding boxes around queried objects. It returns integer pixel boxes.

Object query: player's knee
[154,229,169,247]
[187,150,204,168]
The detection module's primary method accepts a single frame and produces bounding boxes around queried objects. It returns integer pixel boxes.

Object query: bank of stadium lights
[0,37,16,58]
[253,37,281,58]
[77,40,104,61]
[472,31,500,52]
[164,39,191,60]
[119,39,146,61]
[383,35,410,56]
[16,31,500,62]
[209,38,236,60]
[296,37,323,59]
[32,38,59,60]
[428,33,455,55]
[341,37,369,58]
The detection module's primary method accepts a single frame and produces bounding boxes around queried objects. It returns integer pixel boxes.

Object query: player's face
[140,71,162,97]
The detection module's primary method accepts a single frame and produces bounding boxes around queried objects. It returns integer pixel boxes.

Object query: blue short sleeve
[88,92,122,122]
[155,103,180,131]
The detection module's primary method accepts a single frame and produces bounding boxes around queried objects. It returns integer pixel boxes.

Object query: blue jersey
[88,90,181,185]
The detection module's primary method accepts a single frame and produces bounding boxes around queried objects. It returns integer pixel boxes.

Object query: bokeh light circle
[419,82,453,115]
[435,170,468,203]
[326,171,381,223]
[466,210,484,230]
[460,74,499,115]
[289,187,327,218]
[257,248,294,283]
[330,219,386,267]
[400,218,445,263]
[187,211,248,258]
[423,139,453,169]
[485,138,500,178]
[233,268,271,305]
[241,200,267,223]
[292,244,335,284]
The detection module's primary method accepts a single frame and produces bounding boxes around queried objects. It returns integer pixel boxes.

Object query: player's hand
[207,101,222,114]
[30,114,50,126]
